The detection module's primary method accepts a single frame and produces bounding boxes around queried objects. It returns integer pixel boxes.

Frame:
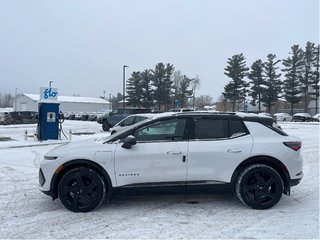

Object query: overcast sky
[0,0,319,101]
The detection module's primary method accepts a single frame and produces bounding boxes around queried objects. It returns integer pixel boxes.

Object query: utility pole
[123,65,129,109]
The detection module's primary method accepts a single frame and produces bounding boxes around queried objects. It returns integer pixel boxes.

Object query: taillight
[283,141,301,151]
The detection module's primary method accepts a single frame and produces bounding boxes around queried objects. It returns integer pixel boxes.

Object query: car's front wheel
[58,167,106,212]
[235,164,283,209]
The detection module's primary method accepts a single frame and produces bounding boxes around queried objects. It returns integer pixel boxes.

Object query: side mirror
[122,135,137,149]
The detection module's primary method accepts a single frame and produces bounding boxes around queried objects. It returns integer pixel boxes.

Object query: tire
[102,121,110,131]
[58,167,106,212]
[235,164,283,210]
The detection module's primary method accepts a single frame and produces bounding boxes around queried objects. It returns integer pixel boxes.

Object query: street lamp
[15,88,19,111]
[123,65,129,109]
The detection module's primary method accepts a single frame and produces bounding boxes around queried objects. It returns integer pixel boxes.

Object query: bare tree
[1,94,14,107]
[194,95,213,109]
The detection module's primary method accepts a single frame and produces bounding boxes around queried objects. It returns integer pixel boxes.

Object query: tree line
[223,41,319,114]
[121,62,212,110]
[0,93,14,108]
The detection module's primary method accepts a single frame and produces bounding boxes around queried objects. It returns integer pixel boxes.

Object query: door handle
[227,149,242,153]
[167,150,182,155]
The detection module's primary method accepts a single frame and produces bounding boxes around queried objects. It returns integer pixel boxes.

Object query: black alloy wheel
[236,164,283,209]
[58,167,106,212]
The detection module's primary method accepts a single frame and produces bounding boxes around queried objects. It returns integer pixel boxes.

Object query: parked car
[88,112,100,121]
[98,108,152,131]
[169,108,194,112]
[4,111,38,125]
[110,113,156,135]
[312,113,320,122]
[39,112,303,212]
[274,113,292,122]
[74,112,84,120]
[292,113,313,122]
[80,113,89,121]
[63,112,71,119]
[258,112,272,117]
[68,113,76,120]
[0,112,7,124]
[109,112,176,135]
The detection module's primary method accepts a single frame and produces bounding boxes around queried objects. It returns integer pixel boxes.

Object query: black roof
[172,111,274,126]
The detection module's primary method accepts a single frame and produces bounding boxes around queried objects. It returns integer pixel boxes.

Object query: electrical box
[38,103,60,140]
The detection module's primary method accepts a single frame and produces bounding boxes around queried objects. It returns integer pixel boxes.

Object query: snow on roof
[24,94,110,104]
[0,107,13,112]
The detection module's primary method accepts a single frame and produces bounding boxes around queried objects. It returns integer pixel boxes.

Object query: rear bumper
[40,189,56,199]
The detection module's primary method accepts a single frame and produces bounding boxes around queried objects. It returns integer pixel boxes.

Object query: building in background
[14,93,112,113]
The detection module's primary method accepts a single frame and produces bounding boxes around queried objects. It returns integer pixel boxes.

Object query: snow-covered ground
[0,120,319,239]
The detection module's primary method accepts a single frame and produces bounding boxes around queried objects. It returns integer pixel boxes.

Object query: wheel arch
[50,159,113,200]
[230,155,291,195]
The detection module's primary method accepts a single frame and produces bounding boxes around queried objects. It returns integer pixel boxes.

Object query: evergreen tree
[309,44,319,113]
[172,71,197,108]
[282,45,305,115]
[140,70,154,108]
[223,53,249,111]
[302,41,316,112]
[152,63,174,110]
[248,59,265,112]
[175,75,194,108]
[126,71,143,107]
[261,54,282,113]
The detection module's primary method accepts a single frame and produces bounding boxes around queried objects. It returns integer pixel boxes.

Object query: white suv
[39,112,303,212]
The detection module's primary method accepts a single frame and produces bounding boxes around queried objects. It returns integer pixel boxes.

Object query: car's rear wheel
[58,167,106,212]
[102,121,110,131]
[235,164,283,209]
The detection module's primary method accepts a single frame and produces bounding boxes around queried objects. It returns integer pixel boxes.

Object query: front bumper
[290,177,302,187]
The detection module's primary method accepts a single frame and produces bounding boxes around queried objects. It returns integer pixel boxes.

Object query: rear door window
[229,120,247,138]
[194,119,228,139]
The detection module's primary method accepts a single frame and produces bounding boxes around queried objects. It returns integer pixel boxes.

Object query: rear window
[229,120,247,138]
[193,118,248,140]
[195,119,228,139]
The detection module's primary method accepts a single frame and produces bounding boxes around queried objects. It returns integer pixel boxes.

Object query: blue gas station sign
[40,87,58,101]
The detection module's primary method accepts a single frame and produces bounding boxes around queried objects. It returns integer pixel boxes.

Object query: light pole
[123,65,129,109]
[15,88,18,111]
